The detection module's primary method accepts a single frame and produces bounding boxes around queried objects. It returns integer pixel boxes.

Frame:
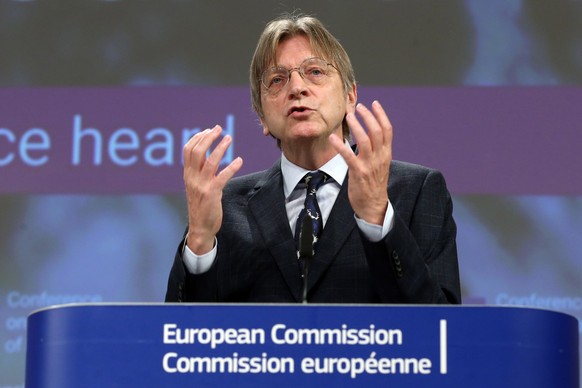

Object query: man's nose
[287,69,307,96]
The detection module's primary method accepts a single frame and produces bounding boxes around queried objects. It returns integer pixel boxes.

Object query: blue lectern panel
[26,304,579,388]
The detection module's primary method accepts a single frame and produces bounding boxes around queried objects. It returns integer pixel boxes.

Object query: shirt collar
[281,146,350,199]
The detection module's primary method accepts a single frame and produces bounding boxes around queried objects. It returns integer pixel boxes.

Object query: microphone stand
[298,216,314,304]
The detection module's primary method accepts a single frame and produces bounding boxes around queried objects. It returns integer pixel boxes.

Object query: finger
[346,112,371,156]
[183,128,210,167]
[329,133,358,166]
[189,125,223,170]
[216,157,244,187]
[355,103,383,151]
[202,134,234,178]
[370,100,393,148]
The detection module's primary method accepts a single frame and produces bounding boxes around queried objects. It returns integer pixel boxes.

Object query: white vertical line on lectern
[440,319,448,374]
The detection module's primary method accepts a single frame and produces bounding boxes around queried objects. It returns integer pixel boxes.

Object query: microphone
[299,216,314,303]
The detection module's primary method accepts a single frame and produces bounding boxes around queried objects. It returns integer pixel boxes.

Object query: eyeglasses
[261,57,338,94]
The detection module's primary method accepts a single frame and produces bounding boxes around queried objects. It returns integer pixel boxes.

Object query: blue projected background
[1,1,581,386]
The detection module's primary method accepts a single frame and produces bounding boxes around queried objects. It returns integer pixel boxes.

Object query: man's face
[259,35,356,152]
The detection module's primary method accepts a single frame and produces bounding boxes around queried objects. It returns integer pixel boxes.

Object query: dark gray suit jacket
[165,159,461,304]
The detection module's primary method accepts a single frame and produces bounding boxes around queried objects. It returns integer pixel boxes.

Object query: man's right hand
[183,125,243,255]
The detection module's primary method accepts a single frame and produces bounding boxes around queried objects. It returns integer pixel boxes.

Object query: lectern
[26,304,579,387]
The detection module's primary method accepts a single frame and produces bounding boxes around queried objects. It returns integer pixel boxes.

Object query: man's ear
[260,117,270,136]
[346,83,357,115]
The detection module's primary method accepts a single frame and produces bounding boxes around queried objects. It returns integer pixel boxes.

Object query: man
[165,15,461,304]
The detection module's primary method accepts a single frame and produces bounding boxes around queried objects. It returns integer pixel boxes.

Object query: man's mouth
[288,106,311,115]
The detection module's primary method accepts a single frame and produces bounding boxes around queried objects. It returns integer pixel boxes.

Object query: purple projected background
[2,87,580,194]
[1,1,581,386]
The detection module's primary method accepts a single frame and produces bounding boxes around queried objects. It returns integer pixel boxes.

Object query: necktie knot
[303,170,329,192]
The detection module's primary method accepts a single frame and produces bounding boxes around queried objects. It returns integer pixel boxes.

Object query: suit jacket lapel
[307,175,356,291]
[248,162,303,302]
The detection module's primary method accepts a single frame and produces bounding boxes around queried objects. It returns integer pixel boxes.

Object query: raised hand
[183,125,243,254]
[329,101,392,225]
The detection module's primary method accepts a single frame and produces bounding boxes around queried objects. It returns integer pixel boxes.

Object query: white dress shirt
[183,150,394,274]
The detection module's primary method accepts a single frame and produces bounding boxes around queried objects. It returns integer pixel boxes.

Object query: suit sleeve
[363,168,461,304]
[164,230,219,302]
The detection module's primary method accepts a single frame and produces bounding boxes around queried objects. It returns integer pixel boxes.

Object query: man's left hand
[329,100,392,226]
